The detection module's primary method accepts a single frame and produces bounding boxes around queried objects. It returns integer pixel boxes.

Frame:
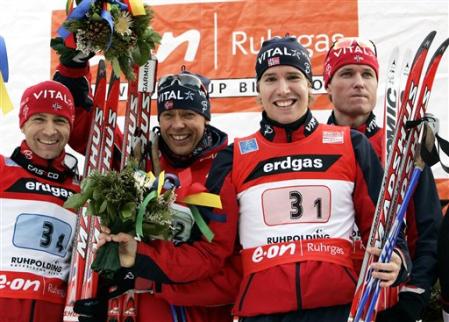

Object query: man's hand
[367,246,402,288]
[98,226,137,268]
[74,268,137,322]
[51,37,95,68]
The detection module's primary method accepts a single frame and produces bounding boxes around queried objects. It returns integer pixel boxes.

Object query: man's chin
[36,150,62,160]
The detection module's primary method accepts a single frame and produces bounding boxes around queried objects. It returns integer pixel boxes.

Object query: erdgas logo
[244,154,341,183]
[6,178,75,201]
[263,156,323,172]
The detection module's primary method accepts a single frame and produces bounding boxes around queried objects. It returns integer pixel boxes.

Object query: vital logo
[244,154,340,183]
[6,178,75,201]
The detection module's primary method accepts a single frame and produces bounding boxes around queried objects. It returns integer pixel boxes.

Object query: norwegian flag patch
[267,57,280,67]
[164,100,174,110]
[322,130,344,144]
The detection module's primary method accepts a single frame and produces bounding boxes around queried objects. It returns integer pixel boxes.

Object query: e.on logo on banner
[51,0,358,115]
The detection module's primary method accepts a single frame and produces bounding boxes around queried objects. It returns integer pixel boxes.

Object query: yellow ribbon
[128,0,146,16]
[0,73,13,115]
[157,171,165,197]
[146,171,156,182]
[183,192,222,209]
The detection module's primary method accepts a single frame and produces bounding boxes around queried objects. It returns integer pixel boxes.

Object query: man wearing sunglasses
[324,37,442,322]
[143,71,241,322]
[74,70,240,322]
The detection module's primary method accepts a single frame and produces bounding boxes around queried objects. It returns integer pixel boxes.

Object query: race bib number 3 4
[13,213,72,257]
[262,185,331,225]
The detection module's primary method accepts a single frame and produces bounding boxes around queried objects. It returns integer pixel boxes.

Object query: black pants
[239,304,351,322]
[439,207,449,312]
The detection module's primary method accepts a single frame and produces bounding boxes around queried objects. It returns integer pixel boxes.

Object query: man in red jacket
[55,59,241,321]
[324,37,442,322]
[0,80,80,322]
[127,71,241,322]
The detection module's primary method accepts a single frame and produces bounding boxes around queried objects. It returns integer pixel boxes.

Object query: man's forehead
[337,64,376,72]
[161,109,205,117]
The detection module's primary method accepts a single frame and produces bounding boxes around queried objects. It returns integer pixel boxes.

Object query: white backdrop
[0,0,448,180]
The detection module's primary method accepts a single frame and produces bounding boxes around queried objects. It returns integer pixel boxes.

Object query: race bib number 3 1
[262,185,331,225]
[13,213,72,257]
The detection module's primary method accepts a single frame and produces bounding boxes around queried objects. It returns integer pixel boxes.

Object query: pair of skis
[349,31,449,322]
[106,58,158,322]
[64,59,120,321]
[63,57,158,321]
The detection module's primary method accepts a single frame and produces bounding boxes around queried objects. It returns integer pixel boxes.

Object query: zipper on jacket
[286,128,293,142]
[238,273,255,311]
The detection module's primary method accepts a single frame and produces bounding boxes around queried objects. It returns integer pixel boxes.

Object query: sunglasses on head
[158,73,208,95]
[329,37,377,57]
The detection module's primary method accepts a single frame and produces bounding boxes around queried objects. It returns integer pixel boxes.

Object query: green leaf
[99,200,108,214]
[64,193,87,209]
[120,202,136,221]
[92,188,103,201]
[81,177,95,195]
[111,57,122,78]
[91,13,102,21]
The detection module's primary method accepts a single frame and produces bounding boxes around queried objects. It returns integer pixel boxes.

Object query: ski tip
[97,60,106,78]
[411,31,437,67]
[422,31,437,49]
[437,37,449,54]
[388,47,400,64]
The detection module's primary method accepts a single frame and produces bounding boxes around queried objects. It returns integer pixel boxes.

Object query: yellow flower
[115,11,133,36]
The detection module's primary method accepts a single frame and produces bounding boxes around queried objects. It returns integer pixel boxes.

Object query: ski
[378,47,400,312]
[348,30,436,322]
[120,57,157,322]
[105,57,158,322]
[350,33,449,321]
[63,60,108,321]
[397,48,412,116]
[81,70,121,300]
[378,46,414,312]
[383,47,399,167]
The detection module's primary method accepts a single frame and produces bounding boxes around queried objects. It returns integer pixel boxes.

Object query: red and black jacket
[208,110,410,317]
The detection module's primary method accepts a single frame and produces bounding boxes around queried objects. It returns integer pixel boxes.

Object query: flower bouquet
[64,162,221,279]
[64,161,177,278]
[52,0,161,80]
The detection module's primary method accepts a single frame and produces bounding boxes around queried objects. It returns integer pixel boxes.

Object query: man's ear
[326,83,333,103]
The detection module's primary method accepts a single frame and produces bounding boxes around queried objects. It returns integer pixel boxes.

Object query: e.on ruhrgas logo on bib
[50,0,358,115]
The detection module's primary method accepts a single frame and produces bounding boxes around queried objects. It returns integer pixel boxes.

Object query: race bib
[13,213,72,257]
[262,185,331,225]
[170,203,195,242]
